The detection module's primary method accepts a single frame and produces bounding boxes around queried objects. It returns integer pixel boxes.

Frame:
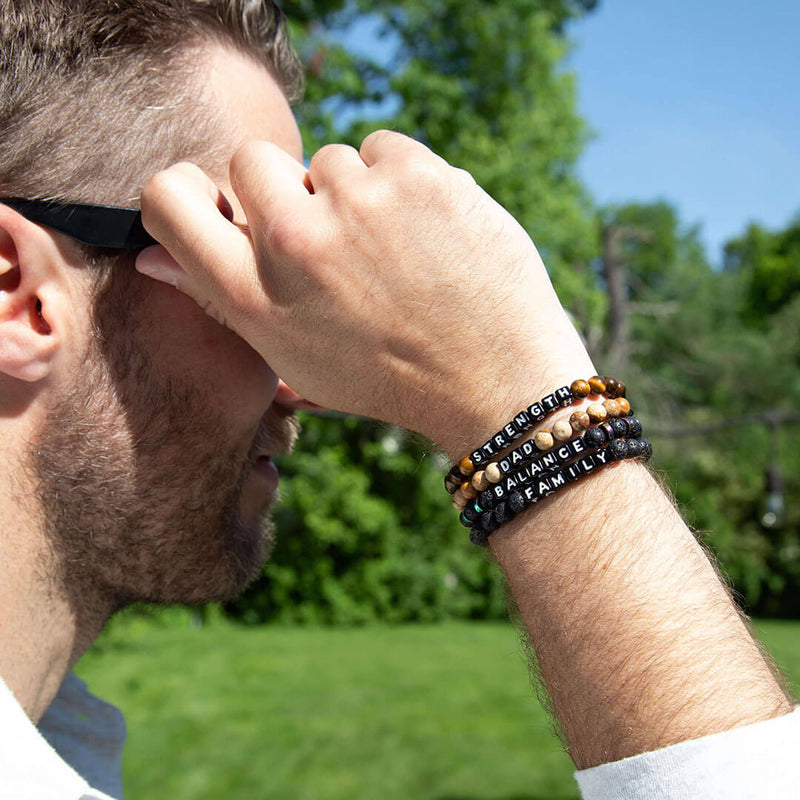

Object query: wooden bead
[485,462,503,483]
[460,481,478,500]
[588,375,606,395]
[617,398,631,415]
[453,491,468,510]
[586,403,607,423]
[603,399,622,418]
[459,456,475,477]
[534,430,555,451]
[552,420,573,442]
[471,470,489,491]
[570,379,591,398]
[569,411,591,431]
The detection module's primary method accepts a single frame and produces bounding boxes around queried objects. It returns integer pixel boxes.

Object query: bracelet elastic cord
[467,437,652,547]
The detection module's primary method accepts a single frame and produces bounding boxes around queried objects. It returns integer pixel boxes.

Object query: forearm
[138,132,796,771]
[486,456,793,768]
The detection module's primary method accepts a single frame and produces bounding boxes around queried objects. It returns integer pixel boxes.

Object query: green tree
[724,216,800,321]
[593,202,800,616]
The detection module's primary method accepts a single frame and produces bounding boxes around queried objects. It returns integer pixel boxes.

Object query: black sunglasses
[0,198,157,249]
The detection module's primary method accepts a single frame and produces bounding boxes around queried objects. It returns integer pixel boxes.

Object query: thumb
[135,245,233,328]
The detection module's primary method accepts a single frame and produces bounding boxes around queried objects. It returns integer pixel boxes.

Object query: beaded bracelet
[451,412,639,510]
[466,437,653,546]
[445,375,627,489]
[472,416,643,511]
[450,396,634,498]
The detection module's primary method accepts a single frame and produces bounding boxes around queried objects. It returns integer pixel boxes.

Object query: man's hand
[139,131,794,772]
[138,131,592,457]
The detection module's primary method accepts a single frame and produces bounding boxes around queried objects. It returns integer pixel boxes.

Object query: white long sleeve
[575,706,800,800]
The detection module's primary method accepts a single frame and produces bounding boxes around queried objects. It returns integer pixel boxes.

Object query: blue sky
[568,1,800,264]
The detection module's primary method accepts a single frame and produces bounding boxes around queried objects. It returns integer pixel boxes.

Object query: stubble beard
[29,327,297,614]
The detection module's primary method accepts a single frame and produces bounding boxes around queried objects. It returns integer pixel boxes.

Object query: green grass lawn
[75,617,800,800]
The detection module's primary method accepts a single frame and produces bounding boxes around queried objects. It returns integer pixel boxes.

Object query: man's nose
[273,379,324,412]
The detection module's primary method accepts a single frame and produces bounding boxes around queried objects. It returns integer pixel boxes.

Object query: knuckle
[400,156,443,191]
[309,143,353,171]
[264,210,323,260]
[452,166,477,187]
[231,141,270,173]
[141,163,196,204]
[356,182,393,215]
[360,128,403,157]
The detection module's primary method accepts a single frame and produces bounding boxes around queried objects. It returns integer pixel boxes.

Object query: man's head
[0,0,305,613]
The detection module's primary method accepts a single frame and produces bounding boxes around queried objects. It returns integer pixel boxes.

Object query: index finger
[140,162,251,294]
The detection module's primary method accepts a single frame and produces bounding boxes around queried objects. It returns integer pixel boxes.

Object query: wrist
[432,350,597,461]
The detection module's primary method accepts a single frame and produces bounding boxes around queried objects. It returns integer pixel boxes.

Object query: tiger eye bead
[586,403,608,423]
[569,411,591,431]
[485,462,503,484]
[534,430,555,451]
[603,399,623,418]
[471,470,489,491]
[588,375,607,395]
[616,397,631,415]
[570,379,591,398]
[459,456,475,477]
[603,377,623,398]
[449,466,466,484]
[453,491,468,510]
[552,420,573,442]
[460,481,478,500]
[444,475,460,494]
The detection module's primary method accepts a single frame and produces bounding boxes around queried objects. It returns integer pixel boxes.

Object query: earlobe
[0,207,62,383]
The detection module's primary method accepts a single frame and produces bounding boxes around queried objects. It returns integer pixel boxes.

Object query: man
[0,2,311,797]
[1,2,798,799]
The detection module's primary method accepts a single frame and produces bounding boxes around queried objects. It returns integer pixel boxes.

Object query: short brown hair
[0,0,302,207]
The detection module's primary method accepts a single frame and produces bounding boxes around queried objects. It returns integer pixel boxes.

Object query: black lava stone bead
[607,439,628,461]
[479,489,495,509]
[626,417,643,438]
[481,512,500,533]
[626,438,644,459]
[508,492,526,515]
[469,528,490,547]
[584,427,607,448]
[610,418,628,438]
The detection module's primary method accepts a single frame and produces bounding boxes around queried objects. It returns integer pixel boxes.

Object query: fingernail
[135,246,184,287]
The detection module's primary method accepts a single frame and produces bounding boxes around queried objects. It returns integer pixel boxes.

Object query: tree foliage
[596,202,800,616]
[225,2,800,624]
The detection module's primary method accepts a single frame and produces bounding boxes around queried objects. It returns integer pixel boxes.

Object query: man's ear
[0,204,71,383]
